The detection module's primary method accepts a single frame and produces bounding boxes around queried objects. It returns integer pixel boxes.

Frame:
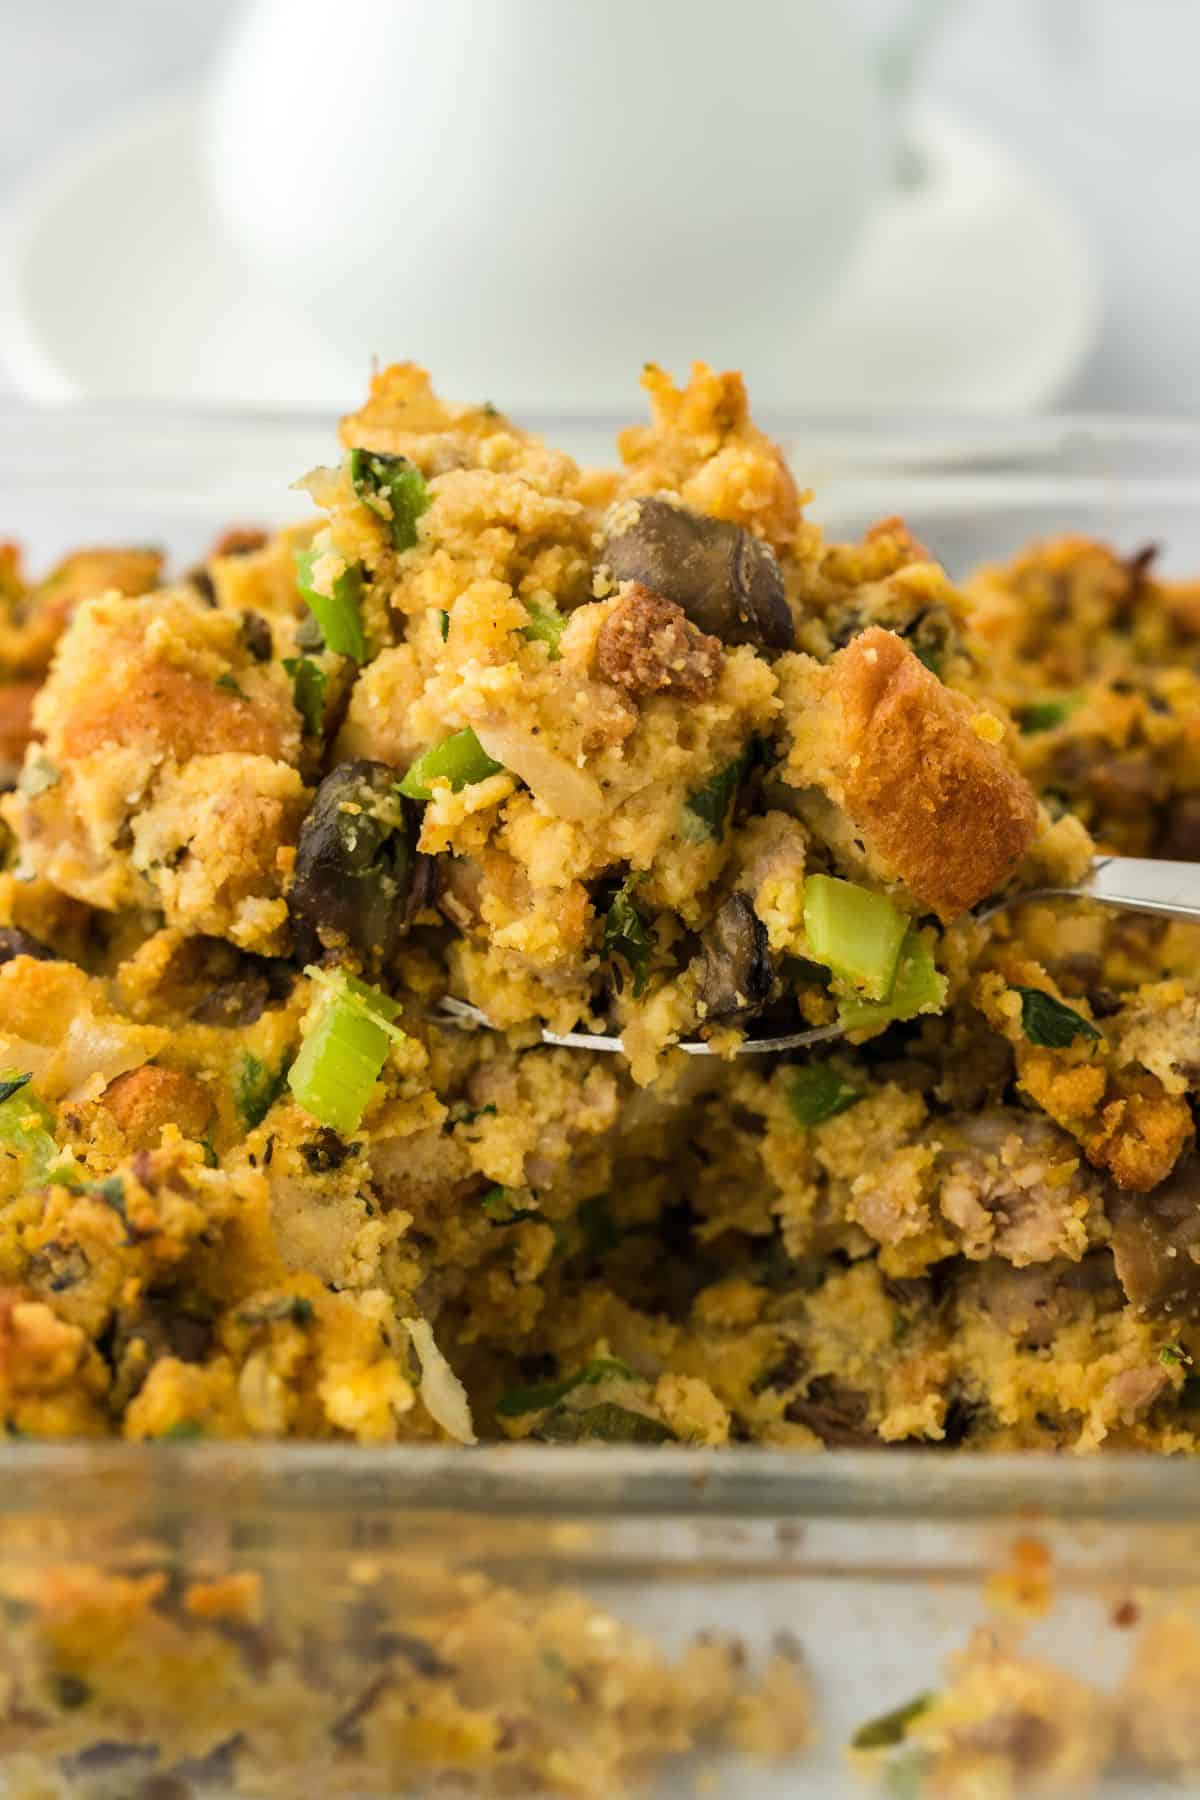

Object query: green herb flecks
[235,1052,288,1132]
[604,879,651,997]
[157,1420,205,1441]
[681,746,752,843]
[852,1691,936,1751]
[481,1185,540,1225]
[437,609,450,641]
[349,449,429,551]
[1013,986,1102,1050]
[214,672,244,697]
[496,1357,636,1418]
[282,656,328,736]
[787,1064,861,1128]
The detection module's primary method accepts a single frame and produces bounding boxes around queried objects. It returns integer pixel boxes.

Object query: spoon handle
[1081,855,1200,922]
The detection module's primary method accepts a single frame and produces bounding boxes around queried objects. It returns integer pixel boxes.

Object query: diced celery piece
[838,930,948,1031]
[802,875,908,1001]
[349,450,429,551]
[287,972,404,1135]
[0,1074,63,1185]
[397,729,503,800]
[293,548,368,663]
[523,602,566,656]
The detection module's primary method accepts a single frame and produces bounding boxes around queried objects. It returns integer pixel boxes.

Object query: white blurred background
[0,0,1197,412]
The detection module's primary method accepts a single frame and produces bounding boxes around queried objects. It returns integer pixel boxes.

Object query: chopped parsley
[437,609,450,641]
[681,746,751,843]
[603,879,651,997]
[214,672,244,697]
[852,1691,936,1751]
[787,1064,861,1128]
[235,1052,288,1131]
[1013,986,1102,1050]
[496,1356,635,1418]
[282,655,328,736]
[481,1185,539,1225]
[1160,1344,1191,1367]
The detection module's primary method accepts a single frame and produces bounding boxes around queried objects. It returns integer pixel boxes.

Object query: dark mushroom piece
[289,760,418,970]
[602,497,793,651]
[785,1378,878,1448]
[1157,794,1200,861]
[0,925,59,965]
[698,891,773,1023]
[1110,1157,1200,1317]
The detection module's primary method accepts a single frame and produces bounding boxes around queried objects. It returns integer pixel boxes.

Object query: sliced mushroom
[602,497,793,651]
[698,892,773,1022]
[785,1378,877,1447]
[289,760,417,969]
[1110,1156,1200,1316]
[0,925,59,965]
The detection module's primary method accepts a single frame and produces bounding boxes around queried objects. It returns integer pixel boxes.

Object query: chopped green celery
[803,875,908,1001]
[0,1074,67,1185]
[397,728,503,800]
[837,930,948,1031]
[288,970,404,1135]
[293,548,367,663]
[349,449,429,551]
[523,602,567,656]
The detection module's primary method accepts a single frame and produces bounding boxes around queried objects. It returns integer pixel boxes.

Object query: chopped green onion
[537,1403,673,1444]
[803,875,908,1001]
[282,656,328,736]
[287,969,404,1136]
[788,1064,861,1128]
[603,879,651,997]
[523,602,567,656]
[1160,1344,1190,1367]
[293,548,367,663]
[349,449,429,551]
[837,930,948,1031]
[496,1356,634,1418]
[1014,986,1101,1049]
[851,1692,936,1751]
[234,1053,288,1132]
[397,728,503,800]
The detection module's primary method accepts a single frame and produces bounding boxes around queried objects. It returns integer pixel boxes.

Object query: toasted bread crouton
[101,1066,215,1151]
[783,627,1038,920]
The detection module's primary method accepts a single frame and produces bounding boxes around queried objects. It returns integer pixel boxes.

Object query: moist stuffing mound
[1,361,1199,1460]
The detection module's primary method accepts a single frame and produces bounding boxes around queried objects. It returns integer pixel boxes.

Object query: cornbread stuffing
[2,362,1200,1792]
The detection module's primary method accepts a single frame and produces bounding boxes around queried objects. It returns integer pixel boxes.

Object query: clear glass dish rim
[4,400,1200,1523]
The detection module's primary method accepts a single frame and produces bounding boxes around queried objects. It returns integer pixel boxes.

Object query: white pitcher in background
[203,0,946,409]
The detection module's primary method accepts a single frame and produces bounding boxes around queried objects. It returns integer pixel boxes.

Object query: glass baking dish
[3,405,1200,1800]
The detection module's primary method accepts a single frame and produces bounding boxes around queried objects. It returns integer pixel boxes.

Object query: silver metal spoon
[433,856,1200,1057]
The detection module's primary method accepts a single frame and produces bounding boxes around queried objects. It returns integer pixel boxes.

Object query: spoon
[433,856,1200,1056]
